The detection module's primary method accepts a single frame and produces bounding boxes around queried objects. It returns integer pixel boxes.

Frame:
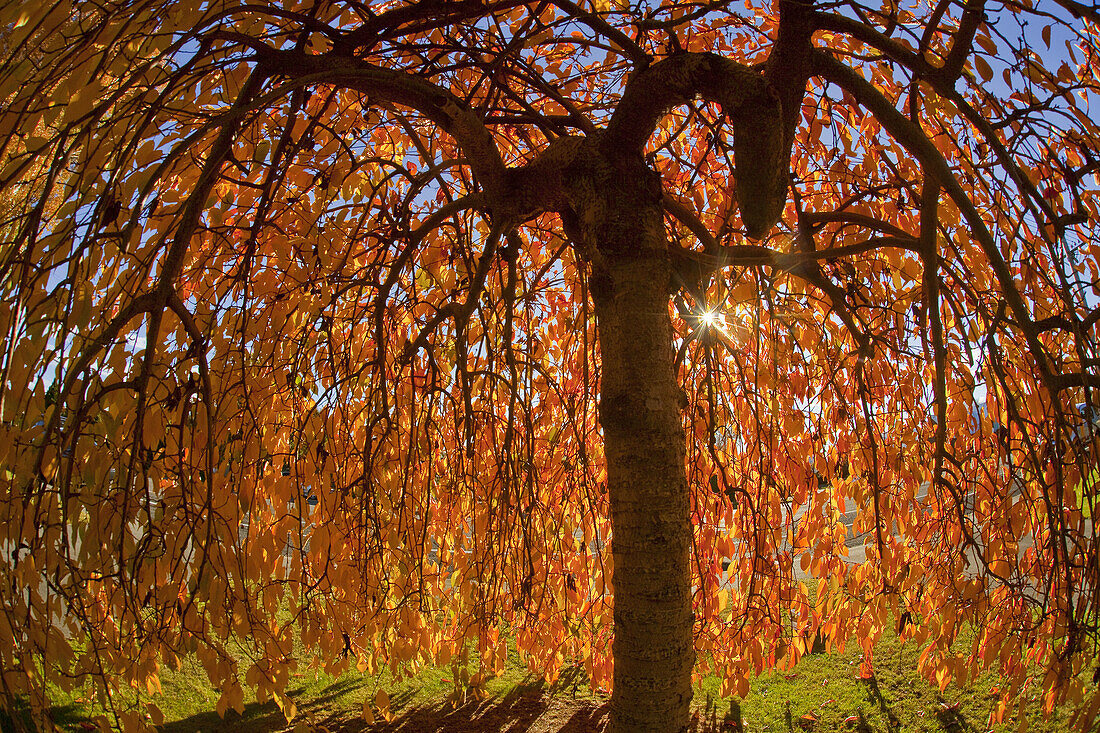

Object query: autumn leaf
[1,1,1098,732]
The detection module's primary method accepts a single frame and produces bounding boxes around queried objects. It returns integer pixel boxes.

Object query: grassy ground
[18,620,1079,733]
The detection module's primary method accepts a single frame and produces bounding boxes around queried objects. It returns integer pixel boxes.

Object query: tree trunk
[587,155,694,732]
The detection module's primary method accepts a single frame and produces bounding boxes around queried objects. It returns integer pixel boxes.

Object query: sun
[698,308,736,340]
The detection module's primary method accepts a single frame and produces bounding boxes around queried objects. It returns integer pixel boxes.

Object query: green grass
[13,622,1081,732]
[696,627,1073,733]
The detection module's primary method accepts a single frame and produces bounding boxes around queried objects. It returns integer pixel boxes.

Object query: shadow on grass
[933,699,969,733]
[154,679,423,733]
[158,686,308,733]
[55,669,751,733]
[5,699,88,732]
[846,710,875,733]
[690,697,744,732]
[684,696,766,733]
[314,673,563,726]
[323,672,738,733]
[324,673,600,732]
[861,676,900,733]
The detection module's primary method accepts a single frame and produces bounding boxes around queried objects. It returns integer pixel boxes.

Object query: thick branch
[607,4,816,239]
[765,0,818,148]
[549,0,652,65]
[802,210,914,240]
[606,53,768,154]
[1051,0,1100,23]
[921,174,949,499]
[663,194,719,253]
[669,236,918,273]
[337,0,532,53]
[1050,372,1100,391]
[260,47,508,204]
[939,0,985,81]
[605,53,786,238]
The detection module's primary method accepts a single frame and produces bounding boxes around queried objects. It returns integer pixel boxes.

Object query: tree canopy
[1,1,1100,731]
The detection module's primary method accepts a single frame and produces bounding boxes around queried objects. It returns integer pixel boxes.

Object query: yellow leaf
[146,703,164,726]
[976,55,994,82]
[216,690,228,719]
[276,693,297,722]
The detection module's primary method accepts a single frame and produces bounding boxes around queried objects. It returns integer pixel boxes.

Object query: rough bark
[569,145,694,732]
[598,256,694,733]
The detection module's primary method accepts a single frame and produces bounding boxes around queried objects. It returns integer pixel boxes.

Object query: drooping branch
[812,10,1063,232]
[811,50,1063,391]
[400,219,507,363]
[36,67,269,482]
